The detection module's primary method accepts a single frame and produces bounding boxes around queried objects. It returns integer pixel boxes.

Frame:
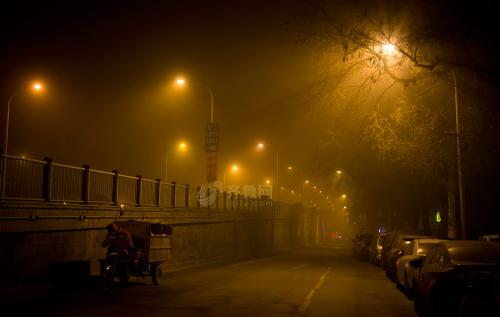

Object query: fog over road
[3,243,417,317]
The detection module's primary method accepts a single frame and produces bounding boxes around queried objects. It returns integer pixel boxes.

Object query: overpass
[0,154,333,286]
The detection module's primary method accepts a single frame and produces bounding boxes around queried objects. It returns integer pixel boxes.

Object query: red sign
[206,152,217,182]
[205,123,219,152]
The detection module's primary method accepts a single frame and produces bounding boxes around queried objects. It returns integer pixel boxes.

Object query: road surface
[3,242,417,317]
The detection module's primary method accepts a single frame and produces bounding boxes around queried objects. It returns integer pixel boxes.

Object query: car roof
[480,234,500,238]
[440,240,500,248]
[415,238,444,244]
[397,234,433,239]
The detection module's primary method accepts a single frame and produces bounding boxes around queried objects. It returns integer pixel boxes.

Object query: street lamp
[175,77,214,123]
[4,81,45,155]
[165,140,189,182]
[222,163,240,191]
[255,141,280,201]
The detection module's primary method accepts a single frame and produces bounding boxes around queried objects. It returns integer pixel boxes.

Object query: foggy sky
[1,1,322,187]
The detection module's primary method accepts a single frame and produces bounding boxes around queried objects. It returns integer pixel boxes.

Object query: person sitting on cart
[102,223,134,254]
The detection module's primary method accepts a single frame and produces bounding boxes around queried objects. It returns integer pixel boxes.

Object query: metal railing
[0,154,277,211]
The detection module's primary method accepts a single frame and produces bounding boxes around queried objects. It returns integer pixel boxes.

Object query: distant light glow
[256,142,265,150]
[336,170,342,175]
[177,141,188,152]
[305,180,309,184]
[265,179,271,184]
[231,164,239,173]
[341,194,347,198]
[287,166,293,171]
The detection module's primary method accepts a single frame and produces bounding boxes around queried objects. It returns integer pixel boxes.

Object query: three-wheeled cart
[100,220,172,289]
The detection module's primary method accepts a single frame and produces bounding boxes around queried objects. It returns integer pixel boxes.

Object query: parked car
[413,240,500,317]
[352,232,375,261]
[384,233,434,281]
[395,238,443,296]
[479,234,500,242]
[367,232,388,265]
[380,230,416,270]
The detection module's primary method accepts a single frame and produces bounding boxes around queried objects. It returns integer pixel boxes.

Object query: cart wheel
[102,264,115,291]
[151,263,162,285]
[118,264,129,286]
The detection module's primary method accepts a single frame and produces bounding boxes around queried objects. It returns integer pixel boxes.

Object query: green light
[435,211,442,223]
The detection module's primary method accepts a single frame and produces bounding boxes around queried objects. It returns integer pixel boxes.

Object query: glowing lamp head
[341,194,347,198]
[177,141,188,153]
[31,81,44,93]
[231,164,239,173]
[265,179,271,185]
[305,180,309,184]
[256,142,265,150]
[287,166,293,171]
[175,78,186,86]
[382,43,396,56]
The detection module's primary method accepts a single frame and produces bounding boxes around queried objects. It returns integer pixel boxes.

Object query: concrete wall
[0,202,315,286]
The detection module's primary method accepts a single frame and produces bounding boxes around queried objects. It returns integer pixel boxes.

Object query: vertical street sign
[205,123,219,182]
[205,123,219,153]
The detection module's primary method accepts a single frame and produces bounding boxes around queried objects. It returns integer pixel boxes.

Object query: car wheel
[151,263,162,285]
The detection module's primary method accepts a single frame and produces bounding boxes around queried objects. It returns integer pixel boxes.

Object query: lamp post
[451,71,466,239]
[2,81,45,199]
[256,142,280,201]
[165,141,188,182]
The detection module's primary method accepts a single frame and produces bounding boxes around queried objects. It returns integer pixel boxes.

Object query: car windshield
[449,245,500,263]
[416,243,435,255]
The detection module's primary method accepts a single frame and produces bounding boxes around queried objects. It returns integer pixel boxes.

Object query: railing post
[223,191,227,209]
[230,193,234,210]
[170,181,176,207]
[135,175,142,206]
[112,170,119,205]
[81,164,90,204]
[196,186,201,208]
[185,184,190,208]
[215,190,219,209]
[237,194,241,209]
[42,157,53,202]
[155,178,161,206]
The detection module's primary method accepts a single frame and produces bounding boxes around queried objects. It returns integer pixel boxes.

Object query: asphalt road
[3,242,418,317]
